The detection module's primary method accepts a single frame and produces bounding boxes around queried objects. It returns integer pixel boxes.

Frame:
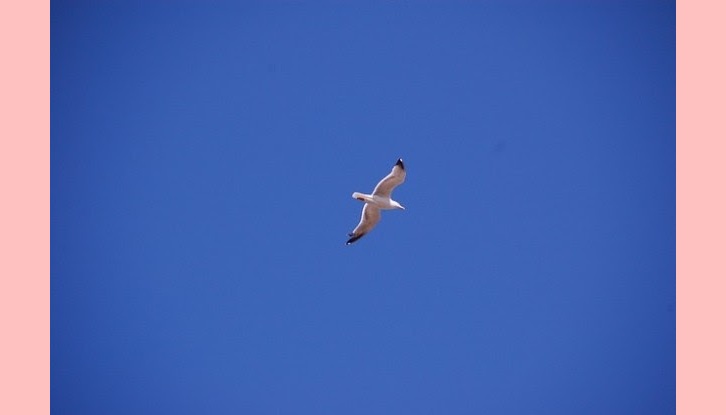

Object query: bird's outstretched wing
[372,158,406,198]
[346,203,381,245]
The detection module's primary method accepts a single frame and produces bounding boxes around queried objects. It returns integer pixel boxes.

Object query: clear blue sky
[51,1,675,414]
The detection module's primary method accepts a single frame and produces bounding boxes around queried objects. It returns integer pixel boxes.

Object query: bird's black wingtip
[346,234,364,245]
[395,158,404,170]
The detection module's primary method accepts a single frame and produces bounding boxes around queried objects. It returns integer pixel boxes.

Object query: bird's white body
[351,192,404,210]
[346,158,406,245]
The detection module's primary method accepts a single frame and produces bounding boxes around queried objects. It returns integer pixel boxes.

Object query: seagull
[346,158,406,245]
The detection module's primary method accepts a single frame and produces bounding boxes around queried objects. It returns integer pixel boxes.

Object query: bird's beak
[400,205,406,210]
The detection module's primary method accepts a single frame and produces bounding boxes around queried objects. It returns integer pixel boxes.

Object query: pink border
[0,1,49,414]
[677,1,726,414]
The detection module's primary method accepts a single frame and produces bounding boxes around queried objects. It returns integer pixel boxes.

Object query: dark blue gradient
[52,2,675,414]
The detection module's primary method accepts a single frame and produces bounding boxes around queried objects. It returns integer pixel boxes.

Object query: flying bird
[346,158,406,245]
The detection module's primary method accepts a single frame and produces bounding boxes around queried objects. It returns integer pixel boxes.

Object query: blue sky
[51,1,675,414]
